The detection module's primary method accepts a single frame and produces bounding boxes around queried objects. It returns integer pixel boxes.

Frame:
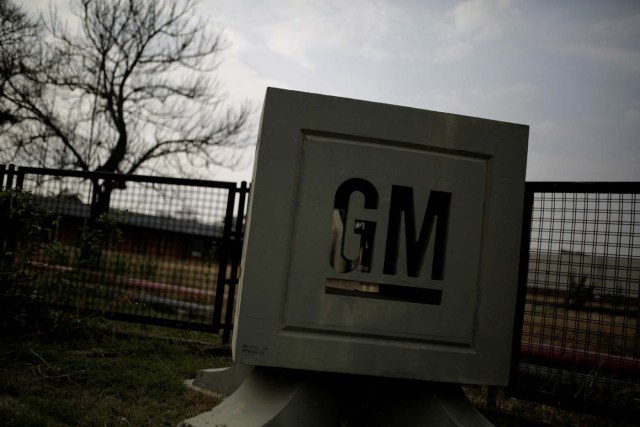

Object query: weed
[567,273,594,309]
[77,212,123,270]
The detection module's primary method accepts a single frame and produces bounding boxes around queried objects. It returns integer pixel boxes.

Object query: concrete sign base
[186,364,253,397]
[180,366,493,426]
[180,367,339,427]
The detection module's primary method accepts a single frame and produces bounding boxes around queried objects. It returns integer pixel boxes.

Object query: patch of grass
[0,323,230,426]
[107,321,223,345]
[464,385,634,426]
[523,302,637,357]
[32,242,222,289]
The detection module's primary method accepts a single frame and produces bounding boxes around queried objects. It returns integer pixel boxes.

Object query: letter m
[383,186,451,280]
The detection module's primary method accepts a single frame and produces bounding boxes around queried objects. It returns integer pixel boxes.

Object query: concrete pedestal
[180,367,338,427]
[181,366,493,426]
[186,364,253,397]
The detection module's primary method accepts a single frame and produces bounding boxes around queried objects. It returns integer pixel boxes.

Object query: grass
[0,321,230,426]
[523,300,637,357]
[464,385,634,426]
[34,245,225,291]
[0,316,633,427]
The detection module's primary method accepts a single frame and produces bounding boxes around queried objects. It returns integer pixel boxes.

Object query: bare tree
[0,0,250,175]
[0,0,43,128]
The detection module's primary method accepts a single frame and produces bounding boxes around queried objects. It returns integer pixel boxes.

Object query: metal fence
[0,164,248,342]
[510,182,640,422]
[4,164,640,418]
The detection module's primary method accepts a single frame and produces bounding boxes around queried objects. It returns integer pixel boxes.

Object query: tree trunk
[78,179,114,269]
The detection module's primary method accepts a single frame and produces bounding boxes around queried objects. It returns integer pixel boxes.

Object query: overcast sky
[27,0,640,183]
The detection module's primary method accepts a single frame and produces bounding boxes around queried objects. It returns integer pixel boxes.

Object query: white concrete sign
[233,88,529,385]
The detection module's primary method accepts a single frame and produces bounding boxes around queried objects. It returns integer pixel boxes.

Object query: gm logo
[327,178,452,305]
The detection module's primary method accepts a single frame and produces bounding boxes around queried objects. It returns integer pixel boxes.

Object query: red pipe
[120,277,215,299]
[521,342,640,378]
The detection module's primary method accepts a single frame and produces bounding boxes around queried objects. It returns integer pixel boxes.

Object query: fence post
[0,165,9,265]
[15,169,24,190]
[5,164,15,190]
[222,181,249,343]
[0,165,20,271]
[508,183,535,394]
[212,185,237,336]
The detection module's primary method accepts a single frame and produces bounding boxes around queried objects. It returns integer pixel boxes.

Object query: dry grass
[464,385,634,426]
[523,301,637,357]
[37,245,226,290]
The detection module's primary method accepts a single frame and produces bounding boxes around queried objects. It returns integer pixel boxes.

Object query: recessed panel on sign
[284,134,488,345]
